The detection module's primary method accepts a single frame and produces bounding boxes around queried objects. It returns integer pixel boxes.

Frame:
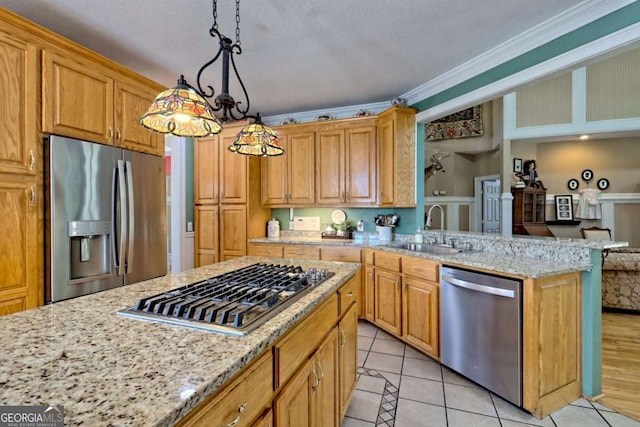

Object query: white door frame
[169,136,195,273]
[473,174,501,232]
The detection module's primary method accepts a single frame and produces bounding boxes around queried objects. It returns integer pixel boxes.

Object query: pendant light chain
[212,0,218,31]
[235,0,241,47]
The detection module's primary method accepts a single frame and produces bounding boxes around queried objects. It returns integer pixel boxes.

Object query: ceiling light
[138,0,284,157]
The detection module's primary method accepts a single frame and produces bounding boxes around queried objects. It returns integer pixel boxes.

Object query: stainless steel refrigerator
[45,135,167,303]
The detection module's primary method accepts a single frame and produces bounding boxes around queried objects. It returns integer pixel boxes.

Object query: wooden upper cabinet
[42,50,114,145]
[345,125,376,204]
[261,129,315,206]
[316,120,376,206]
[0,26,38,176]
[194,128,247,205]
[377,106,416,207]
[194,135,220,204]
[219,129,247,204]
[42,49,164,156]
[114,78,165,155]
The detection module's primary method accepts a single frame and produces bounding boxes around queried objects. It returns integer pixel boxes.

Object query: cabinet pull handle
[311,364,319,392]
[30,185,36,207]
[403,279,407,293]
[29,150,35,172]
[117,128,122,143]
[346,291,354,298]
[108,127,113,143]
[341,328,346,349]
[317,358,324,383]
[221,402,246,427]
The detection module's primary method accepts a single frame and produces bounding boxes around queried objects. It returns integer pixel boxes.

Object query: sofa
[602,248,640,312]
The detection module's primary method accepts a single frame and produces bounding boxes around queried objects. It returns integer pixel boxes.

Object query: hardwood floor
[600,311,640,421]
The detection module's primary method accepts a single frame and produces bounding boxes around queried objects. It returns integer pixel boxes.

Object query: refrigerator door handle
[117,160,127,276]
[125,160,135,274]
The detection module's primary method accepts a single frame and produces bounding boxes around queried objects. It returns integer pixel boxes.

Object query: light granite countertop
[0,257,360,427]
[249,233,610,278]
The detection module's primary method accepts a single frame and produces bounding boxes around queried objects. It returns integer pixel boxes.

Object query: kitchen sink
[386,242,467,254]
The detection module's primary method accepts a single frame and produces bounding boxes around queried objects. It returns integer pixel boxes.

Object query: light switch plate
[293,216,320,231]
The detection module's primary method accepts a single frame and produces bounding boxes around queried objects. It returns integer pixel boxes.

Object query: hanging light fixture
[138,0,284,156]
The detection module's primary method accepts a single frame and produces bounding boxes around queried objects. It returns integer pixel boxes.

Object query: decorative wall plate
[567,179,579,191]
[331,209,346,225]
[581,169,594,182]
[597,178,610,191]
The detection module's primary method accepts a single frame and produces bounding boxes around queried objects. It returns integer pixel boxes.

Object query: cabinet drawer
[338,274,359,316]
[177,350,272,427]
[402,256,439,282]
[374,251,401,272]
[248,243,284,258]
[320,246,362,262]
[364,249,374,265]
[275,294,338,388]
[283,245,320,260]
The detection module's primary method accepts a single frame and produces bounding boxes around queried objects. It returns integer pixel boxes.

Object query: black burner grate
[119,263,333,334]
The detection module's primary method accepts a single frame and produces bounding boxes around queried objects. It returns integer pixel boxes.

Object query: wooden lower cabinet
[252,409,272,427]
[275,328,339,427]
[283,244,320,260]
[402,276,439,357]
[0,178,40,316]
[339,304,358,419]
[364,266,375,321]
[373,268,402,336]
[247,243,284,258]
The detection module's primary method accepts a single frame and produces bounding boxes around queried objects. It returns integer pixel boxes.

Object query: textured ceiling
[2,0,591,117]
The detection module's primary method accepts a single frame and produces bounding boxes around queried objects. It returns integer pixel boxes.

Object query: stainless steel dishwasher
[440,266,523,406]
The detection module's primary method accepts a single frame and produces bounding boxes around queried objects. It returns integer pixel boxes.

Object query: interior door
[482,179,501,233]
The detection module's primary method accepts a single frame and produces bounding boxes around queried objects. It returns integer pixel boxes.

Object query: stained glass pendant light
[229,114,284,156]
[138,0,284,156]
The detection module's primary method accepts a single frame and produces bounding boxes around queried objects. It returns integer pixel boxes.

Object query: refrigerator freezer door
[47,136,123,303]
[122,149,167,284]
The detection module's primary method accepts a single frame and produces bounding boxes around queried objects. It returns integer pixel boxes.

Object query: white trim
[424,196,475,204]
[501,192,514,236]
[169,135,195,273]
[182,232,195,272]
[416,22,640,124]
[545,192,640,204]
[404,0,634,107]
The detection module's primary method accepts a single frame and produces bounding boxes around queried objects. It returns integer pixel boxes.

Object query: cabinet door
[219,130,247,204]
[283,244,320,260]
[344,126,376,204]
[0,179,38,316]
[364,266,375,321]
[194,205,219,266]
[194,136,220,204]
[252,409,273,427]
[0,28,38,176]
[287,132,316,205]
[377,113,395,205]
[114,78,164,156]
[402,277,439,357]
[261,133,288,205]
[316,328,339,427]
[42,50,114,145]
[275,356,315,427]
[220,204,247,260]
[315,130,345,205]
[374,269,402,335]
[339,304,358,419]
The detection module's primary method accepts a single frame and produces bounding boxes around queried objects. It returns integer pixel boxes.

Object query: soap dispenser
[415,226,423,243]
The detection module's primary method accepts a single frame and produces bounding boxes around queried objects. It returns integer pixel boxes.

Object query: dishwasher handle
[442,275,516,298]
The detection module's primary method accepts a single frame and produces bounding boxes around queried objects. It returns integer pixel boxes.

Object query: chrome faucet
[425,204,445,245]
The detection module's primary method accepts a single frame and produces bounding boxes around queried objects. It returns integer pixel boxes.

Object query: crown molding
[403,0,635,107]
[262,101,390,126]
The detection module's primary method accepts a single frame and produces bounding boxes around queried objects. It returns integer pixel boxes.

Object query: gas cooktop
[117,263,334,336]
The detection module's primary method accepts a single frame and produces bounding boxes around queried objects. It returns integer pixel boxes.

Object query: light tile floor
[342,320,640,427]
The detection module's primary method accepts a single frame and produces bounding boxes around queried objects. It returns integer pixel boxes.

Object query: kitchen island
[0,257,361,426]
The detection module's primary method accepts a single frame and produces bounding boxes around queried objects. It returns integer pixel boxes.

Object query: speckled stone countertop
[250,230,627,278]
[0,257,360,427]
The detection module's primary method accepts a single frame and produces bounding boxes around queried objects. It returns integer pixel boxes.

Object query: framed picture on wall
[513,158,523,173]
[554,195,574,221]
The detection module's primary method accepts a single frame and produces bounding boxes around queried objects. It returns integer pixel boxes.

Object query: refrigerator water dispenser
[68,220,111,283]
